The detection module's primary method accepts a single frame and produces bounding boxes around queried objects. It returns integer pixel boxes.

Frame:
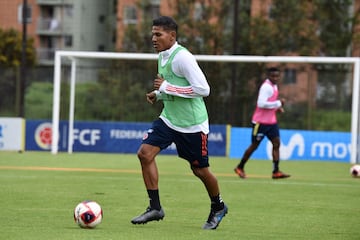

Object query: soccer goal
[51,50,360,164]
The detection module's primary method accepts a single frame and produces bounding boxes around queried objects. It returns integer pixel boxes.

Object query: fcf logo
[34,122,53,150]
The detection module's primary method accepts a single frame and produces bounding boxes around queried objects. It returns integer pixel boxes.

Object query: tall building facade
[2,1,358,63]
[0,0,116,65]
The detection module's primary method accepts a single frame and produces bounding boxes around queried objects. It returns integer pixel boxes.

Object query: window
[268,4,275,20]
[151,5,160,19]
[144,2,160,20]
[64,35,73,47]
[283,69,297,84]
[18,4,32,23]
[64,5,73,17]
[193,2,204,20]
[98,45,105,51]
[99,15,105,23]
[124,6,137,24]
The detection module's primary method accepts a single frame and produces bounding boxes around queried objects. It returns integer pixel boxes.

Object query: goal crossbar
[51,50,360,164]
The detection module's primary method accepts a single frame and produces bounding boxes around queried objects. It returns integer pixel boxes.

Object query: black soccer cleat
[131,207,165,224]
[202,204,228,230]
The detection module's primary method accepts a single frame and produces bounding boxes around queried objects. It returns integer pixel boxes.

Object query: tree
[314,0,359,56]
[115,0,322,126]
[77,0,358,130]
[248,0,359,129]
[0,28,35,116]
[313,0,360,110]
[120,0,237,123]
[168,0,250,124]
[0,28,35,67]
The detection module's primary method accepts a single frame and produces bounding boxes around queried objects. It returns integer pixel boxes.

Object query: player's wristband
[154,90,161,100]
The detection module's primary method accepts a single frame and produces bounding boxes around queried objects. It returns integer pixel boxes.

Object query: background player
[234,67,290,179]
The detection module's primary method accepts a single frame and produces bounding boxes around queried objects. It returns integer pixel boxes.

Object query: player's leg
[131,119,173,224]
[137,143,162,206]
[137,143,160,189]
[239,141,260,166]
[191,166,228,230]
[176,132,227,230]
[191,166,222,206]
[267,124,290,179]
[234,123,262,178]
[271,136,281,171]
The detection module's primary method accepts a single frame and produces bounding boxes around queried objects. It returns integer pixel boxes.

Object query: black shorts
[251,123,279,143]
[142,119,209,168]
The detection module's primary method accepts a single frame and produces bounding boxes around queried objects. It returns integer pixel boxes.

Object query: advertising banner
[25,120,227,156]
[0,118,25,151]
[230,127,351,162]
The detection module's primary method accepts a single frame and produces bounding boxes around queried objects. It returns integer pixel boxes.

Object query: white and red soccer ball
[350,165,360,178]
[74,200,103,228]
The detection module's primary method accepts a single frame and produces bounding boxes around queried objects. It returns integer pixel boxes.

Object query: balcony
[37,17,72,35]
[37,0,73,6]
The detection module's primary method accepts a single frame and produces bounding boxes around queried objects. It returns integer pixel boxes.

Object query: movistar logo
[266,133,305,160]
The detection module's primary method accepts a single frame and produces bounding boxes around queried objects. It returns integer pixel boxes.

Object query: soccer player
[234,67,290,179]
[131,16,228,230]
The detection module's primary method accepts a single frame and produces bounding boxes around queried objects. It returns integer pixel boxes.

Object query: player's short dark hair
[153,16,178,34]
[267,67,280,74]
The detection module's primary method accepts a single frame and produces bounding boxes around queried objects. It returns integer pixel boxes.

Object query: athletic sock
[273,161,279,173]
[147,189,161,210]
[210,194,225,211]
[238,159,247,169]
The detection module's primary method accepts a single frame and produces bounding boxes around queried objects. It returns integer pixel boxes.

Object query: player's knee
[137,149,151,163]
[272,141,280,149]
[249,142,260,151]
[191,166,210,179]
[191,166,202,178]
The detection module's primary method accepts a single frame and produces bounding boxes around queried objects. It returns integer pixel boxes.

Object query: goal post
[51,50,360,164]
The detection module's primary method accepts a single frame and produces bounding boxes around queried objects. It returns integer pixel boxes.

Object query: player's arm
[146,87,171,103]
[257,84,282,109]
[158,50,210,98]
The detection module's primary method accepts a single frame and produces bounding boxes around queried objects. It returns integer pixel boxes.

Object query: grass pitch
[0,151,358,240]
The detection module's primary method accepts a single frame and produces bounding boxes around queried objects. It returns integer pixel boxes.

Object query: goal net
[51,51,360,164]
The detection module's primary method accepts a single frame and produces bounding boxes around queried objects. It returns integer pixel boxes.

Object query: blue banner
[25,120,227,156]
[230,127,351,162]
[26,121,352,162]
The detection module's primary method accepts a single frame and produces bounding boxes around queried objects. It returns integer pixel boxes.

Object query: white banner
[0,118,25,151]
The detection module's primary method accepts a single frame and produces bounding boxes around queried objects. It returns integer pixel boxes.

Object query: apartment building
[1,1,359,61]
[1,0,358,98]
[0,0,39,45]
[0,0,116,65]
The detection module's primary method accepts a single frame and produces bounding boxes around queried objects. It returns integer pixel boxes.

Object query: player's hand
[146,91,156,104]
[154,74,164,90]
[278,98,285,113]
[280,98,286,106]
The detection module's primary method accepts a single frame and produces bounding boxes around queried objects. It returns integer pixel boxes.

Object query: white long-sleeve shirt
[158,42,210,98]
[256,79,282,109]
[156,42,210,133]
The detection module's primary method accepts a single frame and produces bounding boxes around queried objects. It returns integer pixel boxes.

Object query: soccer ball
[350,165,360,178]
[74,200,103,228]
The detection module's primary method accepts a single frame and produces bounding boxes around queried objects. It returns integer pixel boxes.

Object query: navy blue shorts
[142,119,209,168]
[251,123,279,143]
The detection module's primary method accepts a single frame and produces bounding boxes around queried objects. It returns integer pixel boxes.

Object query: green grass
[0,151,359,240]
